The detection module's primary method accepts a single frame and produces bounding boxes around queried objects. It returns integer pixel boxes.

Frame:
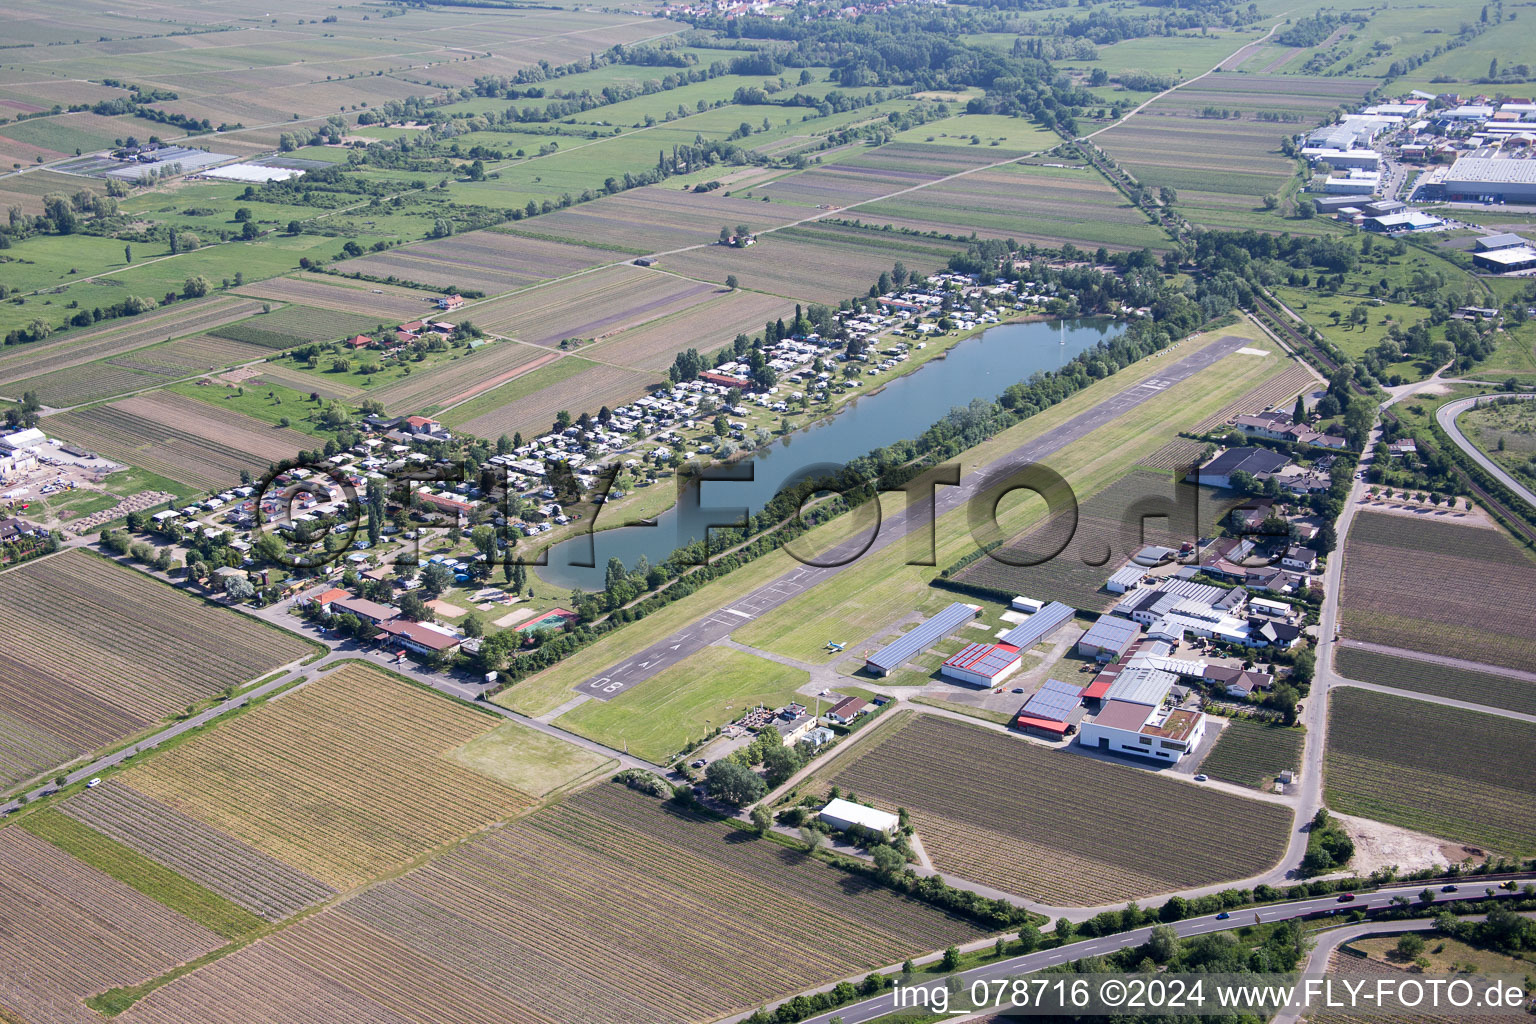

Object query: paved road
[773,882,1531,1024]
[576,334,1251,700]
[1436,393,1536,512]
[1338,638,1536,685]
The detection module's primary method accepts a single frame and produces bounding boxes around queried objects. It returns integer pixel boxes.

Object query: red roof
[316,587,349,605]
[345,334,372,348]
[1014,714,1070,734]
[1081,677,1113,700]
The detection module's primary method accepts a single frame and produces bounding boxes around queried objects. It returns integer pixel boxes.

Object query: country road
[1436,393,1536,512]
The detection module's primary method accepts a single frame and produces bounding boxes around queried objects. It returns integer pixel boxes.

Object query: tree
[182,275,210,298]
[224,576,255,601]
[462,613,484,638]
[941,946,961,971]
[872,844,906,877]
[750,805,772,835]
[1395,933,1426,959]
[399,591,430,621]
[704,759,764,806]
[420,562,453,598]
[124,243,132,263]
[1016,923,1043,953]
[761,743,803,787]
[1148,924,1179,963]
[725,274,738,290]
[800,826,825,854]
[1293,393,1306,424]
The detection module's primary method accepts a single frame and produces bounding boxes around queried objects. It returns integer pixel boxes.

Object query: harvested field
[816,713,1291,904]
[0,297,265,389]
[1339,512,1536,673]
[471,265,719,344]
[498,186,802,254]
[658,224,951,304]
[585,288,787,371]
[0,828,223,1024]
[1326,687,1536,856]
[235,274,433,319]
[1199,720,1304,789]
[124,663,534,889]
[370,341,553,416]
[450,357,652,440]
[0,550,311,791]
[59,781,337,921]
[953,470,1232,611]
[48,391,311,490]
[207,304,380,350]
[335,231,616,295]
[1335,646,1536,717]
[115,782,985,1024]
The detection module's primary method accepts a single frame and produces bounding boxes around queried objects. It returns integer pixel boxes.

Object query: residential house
[1281,546,1319,572]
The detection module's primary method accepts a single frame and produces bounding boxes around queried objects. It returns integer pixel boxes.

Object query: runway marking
[726,608,752,618]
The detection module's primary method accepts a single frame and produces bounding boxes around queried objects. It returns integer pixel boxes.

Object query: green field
[447,720,616,797]
[1199,719,1304,789]
[1335,646,1536,717]
[555,646,810,763]
[1456,398,1536,494]
[1325,687,1536,857]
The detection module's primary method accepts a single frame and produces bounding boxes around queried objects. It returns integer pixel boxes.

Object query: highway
[785,882,1533,1024]
[1436,393,1536,512]
[575,333,1251,701]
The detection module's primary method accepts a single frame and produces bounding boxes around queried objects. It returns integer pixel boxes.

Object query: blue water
[539,317,1122,590]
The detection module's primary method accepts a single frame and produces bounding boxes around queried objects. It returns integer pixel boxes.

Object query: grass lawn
[19,809,263,940]
[446,720,615,798]
[555,646,810,763]
[1350,933,1535,975]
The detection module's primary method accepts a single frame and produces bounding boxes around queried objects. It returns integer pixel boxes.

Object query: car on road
[1193,774,1208,782]
[1337,893,1355,902]
[1216,911,1230,920]
[1012,688,1025,694]
[86,778,100,788]
[1442,884,1458,892]
[689,759,707,769]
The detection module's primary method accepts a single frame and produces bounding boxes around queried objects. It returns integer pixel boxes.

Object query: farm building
[941,642,1022,688]
[376,618,461,656]
[824,696,869,725]
[1077,616,1141,661]
[819,798,899,837]
[997,600,1076,649]
[1106,566,1146,594]
[864,602,981,676]
[1192,447,1290,489]
[201,163,303,183]
[1011,596,1043,613]
[1472,246,1536,272]
[1439,156,1536,202]
[1013,677,1086,739]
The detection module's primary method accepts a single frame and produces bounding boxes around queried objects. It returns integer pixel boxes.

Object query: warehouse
[1013,677,1086,739]
[1365,211,1443,233]
[997,600,1076,649]
[1301,147,1381,170]
[1474,232,1529,251]
[1078,668,1208,763]
[1077,616,1141,661]
[1472,245,1536,272]
[1106,565,1147,594]
[1439,156,1536,203]
[941,642,1023,688]
[864,602,981,676]
[819,798,899,837]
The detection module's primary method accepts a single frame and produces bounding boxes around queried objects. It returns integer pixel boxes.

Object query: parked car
[689,759,707,769]
[86,778,101,789]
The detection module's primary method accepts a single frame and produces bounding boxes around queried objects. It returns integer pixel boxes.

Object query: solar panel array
[866,602,980,674]
[1020,677,1083,723]
[997,601,1075,649]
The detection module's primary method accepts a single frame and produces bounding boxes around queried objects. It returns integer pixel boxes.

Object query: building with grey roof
[1440,156,1536,202]
[864,602,980,676]
[1077,616,1141,661]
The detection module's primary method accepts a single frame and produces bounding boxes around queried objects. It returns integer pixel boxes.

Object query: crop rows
[235,274,432,319]
[131,334,277,372]
[0,828,222,1024]
[1325,687,1536,856]
[454,358,651,440]
[337,231,614,295]
[1340,512,1536,672]
[471,265,717,343]
[124,663,531,889]
[585,289,788,371]
[759,162,923,208]
[6,361,176,407]
[0,297,264,387]
[369,340,552,415]
[59,781,336,920]
[0,550,310,790]
[1192,362,1317,433]
[48,391,310,490]
[1199,720,1303,788]
[818,713,1291,904]
[500,186,802,253]
[0,709,78,794]
[208,304,379,350]
[661,229,945,304]
[1334,646,1536,717]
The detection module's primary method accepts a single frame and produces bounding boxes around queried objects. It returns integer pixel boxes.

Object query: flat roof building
[1014,677,1085,738]
[1472,245,1536,272]
[1078,616,1141,661]
[1440,156,1536,202]
[865,602,981,676]
[941,642,1023,688]
[1474,232,1529,251]
[819,798,899,836]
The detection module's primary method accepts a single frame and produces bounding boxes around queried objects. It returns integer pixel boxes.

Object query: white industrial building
[1078,669,1208,763]
[1302,147,1381,170]
[940,642,1023,688]
[0,427,46,451]
[819,798,899,837]
[1324,170,1382,195]
[1439,156,1536,203]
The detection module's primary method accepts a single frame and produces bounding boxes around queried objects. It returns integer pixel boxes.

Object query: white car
[1193,774,1208,782]
[87,778,101,788]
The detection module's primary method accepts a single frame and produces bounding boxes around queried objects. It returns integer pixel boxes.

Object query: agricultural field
[557,647,810,763]
[815,713,1291,904]
[0,827,224,1024]
[470,264,719,343]
[854,160,1171,251]
[334,231,617,296]
[584,287,788,372]
[368,340,556,416]
[447,356,653,441]
[0,167,105,216]
[1198,719,1304,789]
[1335,646,1536,718]
[658,223,954,304]
[953,469,1234,612]
[0,550,312,792]
[58,781,337,921]
[0,296,265,391]
[491,186,805,255]
[206,304,381,350]
[121,662,534,890]
[114,781,984,1024]
[446,720,615,798]
[1325,687,1536,857]
[47,391,312,490]
[1190,361,1317,434]
[234,273,435,320]
[1339,512,1536,673]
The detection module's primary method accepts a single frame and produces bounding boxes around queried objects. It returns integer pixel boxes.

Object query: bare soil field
[0,550,312,791]
[812,712,1291,905]
[1339,511,1536,672]
[471,264,720,344]
[0,828,224,1024]
[498,185,803,254]
[235,274,433,320]
[335,231,617,295]
[123,662,533,890]
[48,390,311,490]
